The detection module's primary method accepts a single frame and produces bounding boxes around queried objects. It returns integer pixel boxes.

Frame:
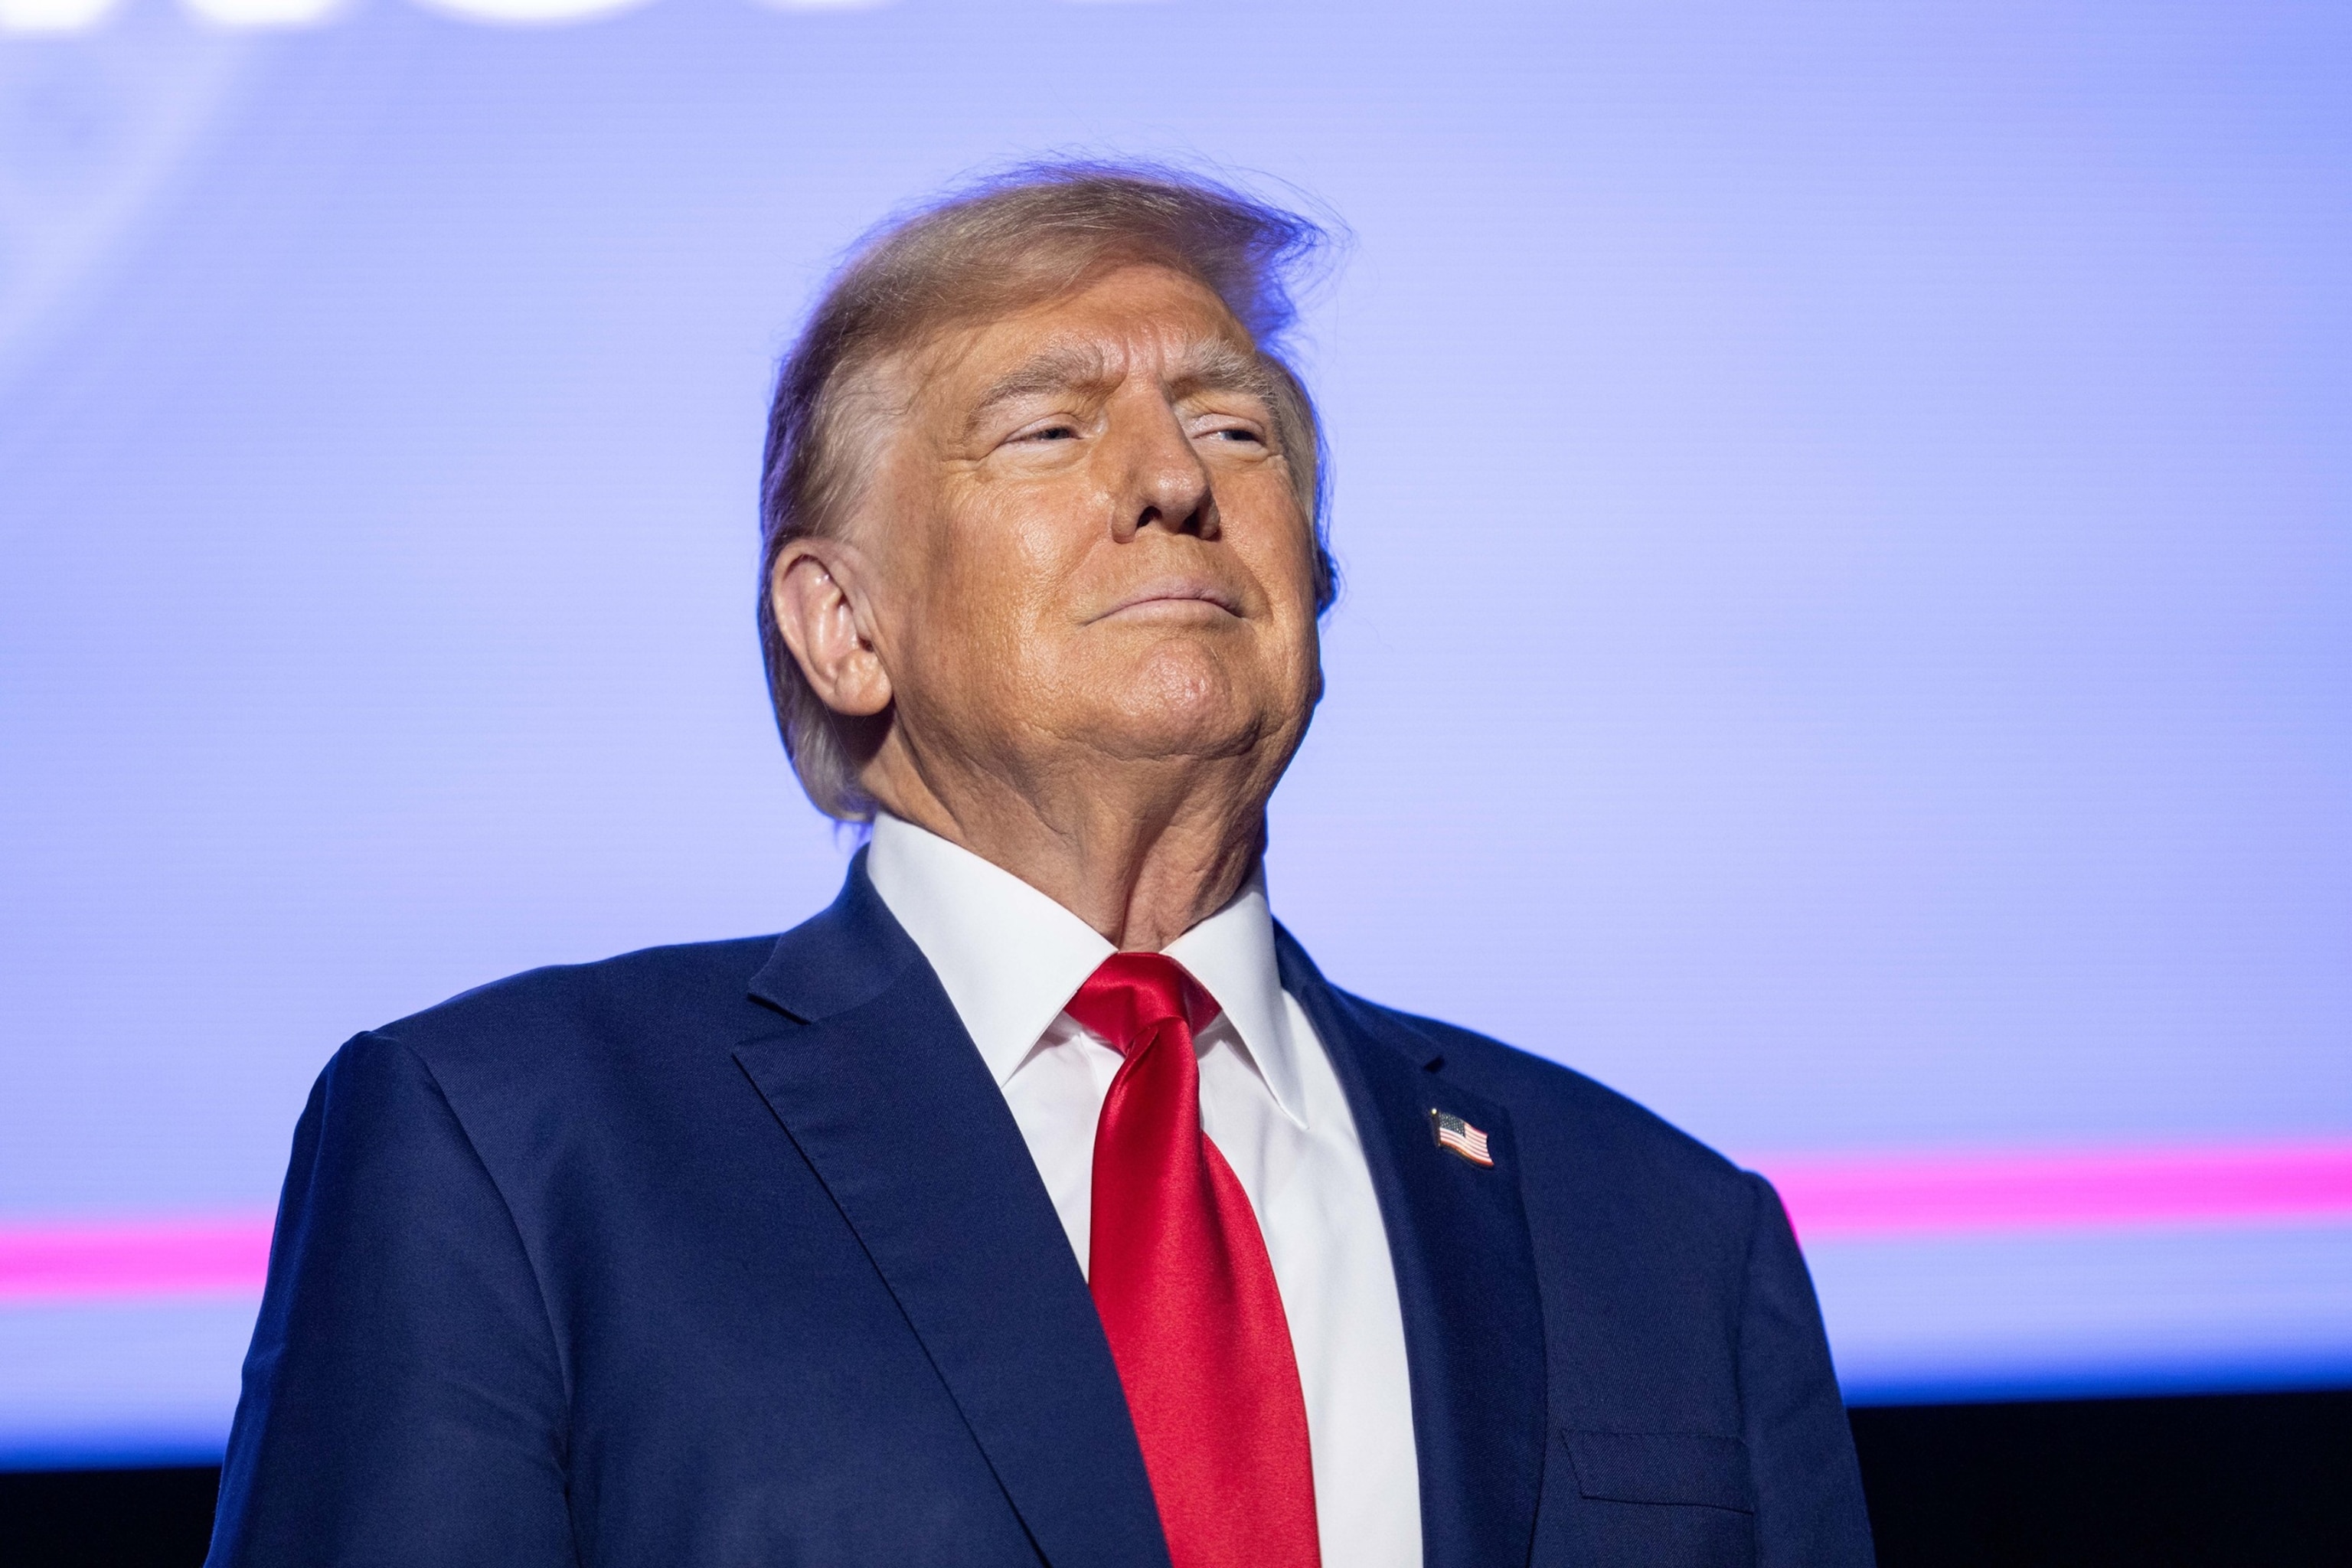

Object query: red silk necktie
[1065,952,1321,1568]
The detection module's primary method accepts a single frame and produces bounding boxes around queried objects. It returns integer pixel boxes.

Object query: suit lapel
[1278,927,1548,1568]
[736,858,1169,1568]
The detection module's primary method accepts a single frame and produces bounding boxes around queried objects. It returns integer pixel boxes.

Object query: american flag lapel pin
[1429,1109,1494,1168]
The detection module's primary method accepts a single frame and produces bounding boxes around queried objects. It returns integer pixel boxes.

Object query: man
[209,165,1873,1567]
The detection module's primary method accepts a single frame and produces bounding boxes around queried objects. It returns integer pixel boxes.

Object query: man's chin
[1038,639,1307,764]
[1077,697,1291,768]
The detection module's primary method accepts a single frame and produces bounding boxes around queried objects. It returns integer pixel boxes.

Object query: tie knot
[1063,952,1220,1054]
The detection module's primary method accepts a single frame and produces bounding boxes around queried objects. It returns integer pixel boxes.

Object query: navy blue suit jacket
[210,856,1873,1566]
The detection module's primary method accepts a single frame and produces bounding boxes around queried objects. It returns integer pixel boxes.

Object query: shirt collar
[864,812,1308,1129]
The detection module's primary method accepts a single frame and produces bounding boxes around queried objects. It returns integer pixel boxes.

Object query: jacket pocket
[1560,1429,1755,1514]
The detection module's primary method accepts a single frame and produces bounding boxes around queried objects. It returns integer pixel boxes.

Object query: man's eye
[1022,423,1080,443]
[1204,426,1263,443]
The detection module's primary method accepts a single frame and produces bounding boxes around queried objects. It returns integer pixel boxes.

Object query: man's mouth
[1090,577,1244,622]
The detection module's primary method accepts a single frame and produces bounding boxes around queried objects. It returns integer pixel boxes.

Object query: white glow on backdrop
[183,0,347,30]
[409,0,657,27]
[1,0,2347,1465]
[0,0,118,33]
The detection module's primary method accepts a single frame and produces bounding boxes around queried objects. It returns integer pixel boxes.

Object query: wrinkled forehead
[969,336,1274,422]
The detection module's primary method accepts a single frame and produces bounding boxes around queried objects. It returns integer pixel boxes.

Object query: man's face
[848,263,1325,798]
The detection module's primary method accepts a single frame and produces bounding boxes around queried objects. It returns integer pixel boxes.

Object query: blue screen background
[2,0,2347,1465]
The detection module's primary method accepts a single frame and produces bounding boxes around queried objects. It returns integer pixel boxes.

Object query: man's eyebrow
[1167,339,1279,403]
[962,338,1277,433]
[965,345,1116,430]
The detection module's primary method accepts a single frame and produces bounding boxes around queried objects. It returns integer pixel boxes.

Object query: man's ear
[770,543,893,717]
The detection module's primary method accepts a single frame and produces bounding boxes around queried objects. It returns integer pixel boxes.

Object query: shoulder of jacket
[366,933,783,1063]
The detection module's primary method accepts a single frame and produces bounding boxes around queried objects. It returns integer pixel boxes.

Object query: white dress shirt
[865,813,1423,1566]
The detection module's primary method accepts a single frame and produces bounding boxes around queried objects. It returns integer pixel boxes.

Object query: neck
[863,744,1272,952]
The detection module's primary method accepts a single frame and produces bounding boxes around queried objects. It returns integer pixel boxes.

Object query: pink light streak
[2,1142,2349,1302]
[1756,1142,2352,1243]
[0,1215,273,1303]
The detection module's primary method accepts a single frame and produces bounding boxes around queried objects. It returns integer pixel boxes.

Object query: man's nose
[1107,397,1217,544]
